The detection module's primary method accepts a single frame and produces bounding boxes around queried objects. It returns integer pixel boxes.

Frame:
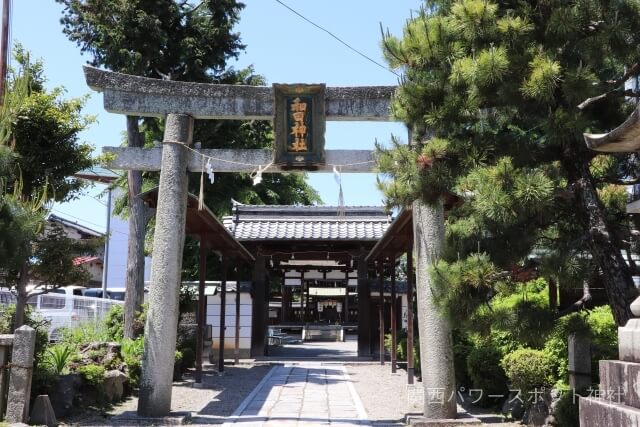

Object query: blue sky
[10,0,417,232]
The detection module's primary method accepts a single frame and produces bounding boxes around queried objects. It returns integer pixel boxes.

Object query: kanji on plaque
[274,83,326,169]
[289,97,309,152]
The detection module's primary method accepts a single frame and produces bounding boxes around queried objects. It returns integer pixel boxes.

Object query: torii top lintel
[83,66,398,122]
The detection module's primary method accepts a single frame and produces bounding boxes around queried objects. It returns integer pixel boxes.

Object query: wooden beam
[195,238,206,384]
[378,260,385,366]
[104,147,375,173]
[84,66,397,122]
[357,254,371,357]
[218,256,228,373]
[407,249,415,385]
[391,264,397,374]
[234,274,241,365]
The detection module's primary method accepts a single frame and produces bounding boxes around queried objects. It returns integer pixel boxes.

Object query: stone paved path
[223,363,369,426]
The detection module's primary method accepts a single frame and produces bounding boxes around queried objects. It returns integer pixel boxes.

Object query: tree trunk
[564,153,635,326]
[548,278,558,311]
[13,261,29,329]
[413,198,457,420]
[124,115,146,339]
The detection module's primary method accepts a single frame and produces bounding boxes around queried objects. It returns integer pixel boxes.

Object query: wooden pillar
[280,273,286,323]
[357,254,371,357]
[378,259,385,365]
[250,254,267,357]
[391,261,397,374]
[218,256,228,372]
[344,270,350,323]
[195,238,206,383]
[407,249,415,384]
[303,271,309,322]
[234,269,241,364]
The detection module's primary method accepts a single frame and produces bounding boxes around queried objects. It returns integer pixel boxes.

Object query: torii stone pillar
[412,198,456,420]
[138,113,194,417]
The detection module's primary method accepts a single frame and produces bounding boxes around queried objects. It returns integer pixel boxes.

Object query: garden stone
[29,395,57,427]
[50,373,82,418]
[103,370,128,402]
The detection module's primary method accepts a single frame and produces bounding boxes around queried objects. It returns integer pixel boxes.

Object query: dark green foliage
[0,305,56,397]
[104,304,124,342]
[502,348,555,398]
[57,0,245,80]
[181,347,195,370]
[544,306,617,385]
[0,304,50,361]
[379,0,640,326]
[467,345,509,407]
[452,329,473,388]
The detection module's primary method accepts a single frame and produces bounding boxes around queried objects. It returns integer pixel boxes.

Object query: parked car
[25,286,123,341]
[83,287,126,301]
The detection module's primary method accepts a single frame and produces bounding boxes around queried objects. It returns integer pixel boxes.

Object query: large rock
[50,373,82,418]
[103,370,128,402]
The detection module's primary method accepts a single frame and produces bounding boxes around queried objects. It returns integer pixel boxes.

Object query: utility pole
[0,0,10,103]
[101,188,112,298]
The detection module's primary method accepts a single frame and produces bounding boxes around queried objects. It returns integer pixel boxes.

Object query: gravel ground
[346,363,521,427]
[60,364,272,426]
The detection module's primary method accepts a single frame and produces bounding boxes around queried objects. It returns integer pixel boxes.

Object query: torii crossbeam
[87,66,398,173]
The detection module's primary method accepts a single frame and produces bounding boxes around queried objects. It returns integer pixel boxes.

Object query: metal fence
[0,290,123,341]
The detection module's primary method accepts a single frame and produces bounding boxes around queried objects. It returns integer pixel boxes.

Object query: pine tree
[378,0,640,326]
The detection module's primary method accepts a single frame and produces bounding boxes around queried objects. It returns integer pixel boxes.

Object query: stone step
[580,396,640,427]
[599,359,640,409]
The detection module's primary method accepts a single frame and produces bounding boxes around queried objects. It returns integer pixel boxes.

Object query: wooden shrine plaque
[273,83,326,169]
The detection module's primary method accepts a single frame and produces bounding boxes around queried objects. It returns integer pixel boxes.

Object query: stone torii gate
[84,65,455,422]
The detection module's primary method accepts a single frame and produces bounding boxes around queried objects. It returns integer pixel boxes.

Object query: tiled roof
[223,204,391,241]
[72,256,101,266]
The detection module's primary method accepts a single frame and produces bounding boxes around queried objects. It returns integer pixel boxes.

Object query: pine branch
[578,88,640,110]
[578,62,640,109]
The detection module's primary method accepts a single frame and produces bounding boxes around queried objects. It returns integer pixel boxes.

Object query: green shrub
[543,313,589,386]
[467,344,508,406]
[543,306,617,386]
[553,384,581,427]
[121,337,144,387]
[103,303,147,341]
[44,344,74,375]
[453,329,473,388]
[77,364,106,386]
[502,348,555,398]
[104,304,124,341]
[587,306,617,380]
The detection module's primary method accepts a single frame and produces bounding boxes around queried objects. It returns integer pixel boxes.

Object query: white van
[25,286,123,341]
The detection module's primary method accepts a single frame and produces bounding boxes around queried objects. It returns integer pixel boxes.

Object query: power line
[50,208,129,237]
[272,0,401,78]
